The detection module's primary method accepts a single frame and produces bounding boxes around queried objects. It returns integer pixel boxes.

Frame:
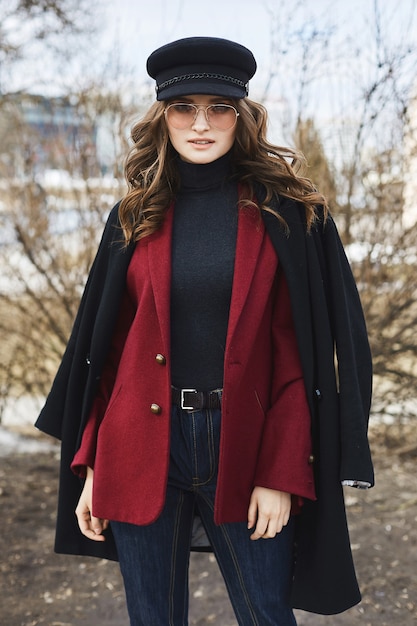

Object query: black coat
[36,196,374,615]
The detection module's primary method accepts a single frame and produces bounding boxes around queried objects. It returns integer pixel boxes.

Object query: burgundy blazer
[72,204,316,526]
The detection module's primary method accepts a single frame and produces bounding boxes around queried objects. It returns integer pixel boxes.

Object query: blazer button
[308,454,315,464]
[150,403,162,415]
[155,353,166,365]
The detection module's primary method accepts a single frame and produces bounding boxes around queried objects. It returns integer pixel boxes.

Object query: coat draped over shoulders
[35,196,374,615]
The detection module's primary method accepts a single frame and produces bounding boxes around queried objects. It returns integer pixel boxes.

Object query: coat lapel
[261,202,315,402]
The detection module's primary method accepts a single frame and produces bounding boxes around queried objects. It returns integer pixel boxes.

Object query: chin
[181,151,224,164]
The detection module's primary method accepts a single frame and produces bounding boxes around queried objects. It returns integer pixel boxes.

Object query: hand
[247,486,291,540]
[75,467,109,542]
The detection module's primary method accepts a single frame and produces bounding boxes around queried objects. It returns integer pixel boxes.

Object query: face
[165,94,237,164]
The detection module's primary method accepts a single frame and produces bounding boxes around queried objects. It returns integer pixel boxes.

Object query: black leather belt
[172,387,222,410]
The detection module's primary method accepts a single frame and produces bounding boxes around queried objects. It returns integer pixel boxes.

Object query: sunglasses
[164,103,239,130]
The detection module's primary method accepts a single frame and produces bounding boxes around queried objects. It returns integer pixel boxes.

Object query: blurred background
[0,1,416,625]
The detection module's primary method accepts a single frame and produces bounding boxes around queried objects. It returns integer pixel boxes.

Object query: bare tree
[294,117,338,210]
[0,85,144,420]
[332,3,417,417]
[348,148,417,421]
[0,0,99,94]
[263,0,417,419]
[0,0,154,421]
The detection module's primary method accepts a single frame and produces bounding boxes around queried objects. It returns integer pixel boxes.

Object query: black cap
[146,36,257,100]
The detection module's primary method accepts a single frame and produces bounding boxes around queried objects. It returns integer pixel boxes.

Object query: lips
[188,139,214,145]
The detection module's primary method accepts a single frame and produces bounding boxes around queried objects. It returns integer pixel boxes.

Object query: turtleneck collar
[177,150,233,192]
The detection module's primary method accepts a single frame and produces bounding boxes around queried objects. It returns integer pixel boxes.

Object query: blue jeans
[111,405,297,626]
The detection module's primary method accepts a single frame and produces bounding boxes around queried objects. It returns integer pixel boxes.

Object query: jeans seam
[191,413,199,485]
[169,490,187,626]
[190,409,217,488]
[197,491,260,626]
[207,408,215,480]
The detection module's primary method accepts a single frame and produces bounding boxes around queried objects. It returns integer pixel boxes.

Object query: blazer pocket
[100,383,123,427]
[254,389,266,418]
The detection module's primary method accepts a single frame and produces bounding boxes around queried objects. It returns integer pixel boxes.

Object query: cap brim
[156,82,246,101]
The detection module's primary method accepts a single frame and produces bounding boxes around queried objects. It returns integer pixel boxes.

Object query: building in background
[0,94,97,179]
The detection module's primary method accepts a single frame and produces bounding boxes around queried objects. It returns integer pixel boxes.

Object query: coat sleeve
[34,204,121,440]
[318,215,374,486]
[253,268,317,502]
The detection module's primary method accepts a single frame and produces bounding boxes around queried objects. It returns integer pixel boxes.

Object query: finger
[75,508,107,542]
[270,510,290,535]
[90,514,105,535]
[269,508,291,536]
[277,508,291,531]
[83,527,107,541]
[250,515,268,540]
[81,521,107,542]
[262,520,278,539]
[247,498,258,529]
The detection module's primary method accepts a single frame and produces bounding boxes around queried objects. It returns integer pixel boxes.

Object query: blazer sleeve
[253,267,317,502]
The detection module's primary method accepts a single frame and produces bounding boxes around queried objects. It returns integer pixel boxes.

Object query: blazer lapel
[147,206,174,356]
[226,206,265,346]
[146,202,268,366]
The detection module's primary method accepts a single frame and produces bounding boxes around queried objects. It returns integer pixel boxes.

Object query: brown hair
[118,97,327,244]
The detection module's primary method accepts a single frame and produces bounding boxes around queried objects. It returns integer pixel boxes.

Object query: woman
[36,37,374,625]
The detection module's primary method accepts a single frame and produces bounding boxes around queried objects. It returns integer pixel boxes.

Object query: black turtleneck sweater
[170,153,238,391]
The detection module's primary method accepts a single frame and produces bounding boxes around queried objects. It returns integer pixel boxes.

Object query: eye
[210,104,232,115]
[170,103,195,114]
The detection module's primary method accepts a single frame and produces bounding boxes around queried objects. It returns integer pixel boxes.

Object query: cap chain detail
[157,72,248,94]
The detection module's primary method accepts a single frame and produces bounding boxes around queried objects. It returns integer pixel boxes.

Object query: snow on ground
[0,396,58,457]
[0,427,58,457]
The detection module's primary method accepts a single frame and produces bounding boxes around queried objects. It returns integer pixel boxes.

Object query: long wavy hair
[118,97,328,244]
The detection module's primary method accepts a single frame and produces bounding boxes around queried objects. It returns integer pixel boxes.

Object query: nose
[191,107,210,131]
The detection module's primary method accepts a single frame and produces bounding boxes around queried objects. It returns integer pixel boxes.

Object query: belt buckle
[180,388,198,410]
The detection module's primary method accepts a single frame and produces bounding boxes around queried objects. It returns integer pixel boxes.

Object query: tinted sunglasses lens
[166,104,195,128]
[207,105,237,129]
